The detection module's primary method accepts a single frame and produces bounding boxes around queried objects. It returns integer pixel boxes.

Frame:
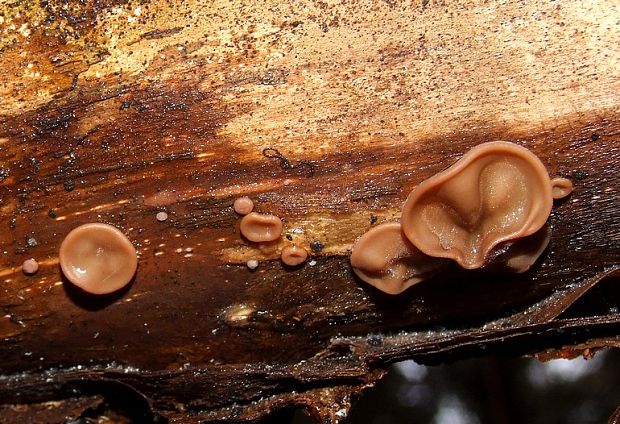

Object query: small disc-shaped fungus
[22,258,39,275]
[401,141,554,269]
[239,212,283,242]
[59,223,138,295]
[350,222,446,295]
[281,245,308,266]
[550,177,574,200]
[156,211,169,222]
[233,196,254,215]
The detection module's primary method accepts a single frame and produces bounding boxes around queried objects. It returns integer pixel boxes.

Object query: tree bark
[0,0,619,422]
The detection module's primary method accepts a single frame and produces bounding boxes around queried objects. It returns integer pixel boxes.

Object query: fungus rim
[281,245,308,266]
[401,141,553,269]
[239,212,283,242]
[59,223,138,295]
[499,224,551,273]
[550,177,574,199]
[233,196,254,215]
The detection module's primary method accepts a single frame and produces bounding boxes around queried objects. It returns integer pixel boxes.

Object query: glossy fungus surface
[550,177,574,199]
[22,258,39,275]
[281,245,308,266]
[350,222,446,295]
[402,141,553,269]
[239,212,283,242]
[59,223,138,295]
[156,211,169,222]
[233,196,254,215]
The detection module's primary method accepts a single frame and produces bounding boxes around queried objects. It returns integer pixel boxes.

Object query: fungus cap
[550,177,574,199]
[239,212,283,242]
[22,258,39,275]
[233,196,254,215]
[401,141,553,269]
[281,245,308,266]
[59,223,138,295]
[350,222,446,295]
[156,211,169,222]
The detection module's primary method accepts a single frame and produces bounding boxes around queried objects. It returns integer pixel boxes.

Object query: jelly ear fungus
[350,222,446,295]
[59,223,138,295]
[401,141,555,270]
[350,141,574,295]
[233,196,254,215]
[281,245,309,266]
[239,212,283,242]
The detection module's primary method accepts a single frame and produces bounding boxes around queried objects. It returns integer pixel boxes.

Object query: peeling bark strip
[610,403,620,424]
[1,0,619,422]
[0,315,619,422]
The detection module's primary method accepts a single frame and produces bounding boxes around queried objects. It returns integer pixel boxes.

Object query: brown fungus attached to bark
[156,211,169,222]
[59,223,138,295]
[22,258,39,275]
[486,224,552,273]
[239,212,283,242]
[233,196,254,215]
[401,141,555,270]
[350,222,447,295]
[281,245,308,266]
[550,177,574,199]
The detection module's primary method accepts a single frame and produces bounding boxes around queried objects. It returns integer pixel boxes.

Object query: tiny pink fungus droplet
[233,196,254,215]
[59,223,138,295]
[239,212,283,242]
[156,211,168,222]
[550,177,574,199]
[246,259,259,270]
[22,258,39,275]
[280,245,308,266]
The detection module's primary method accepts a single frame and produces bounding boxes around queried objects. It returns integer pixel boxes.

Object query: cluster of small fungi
[19,192,309,297]
[21,223,139,295]
[234,196,309,268]
[19,141,571,298]
[350,141,574,295]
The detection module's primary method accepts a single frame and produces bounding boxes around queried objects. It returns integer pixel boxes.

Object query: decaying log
[1,0,619,422]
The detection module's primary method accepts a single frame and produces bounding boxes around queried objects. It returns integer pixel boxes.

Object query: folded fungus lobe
[401,141,554,269]
[350,222,446,295]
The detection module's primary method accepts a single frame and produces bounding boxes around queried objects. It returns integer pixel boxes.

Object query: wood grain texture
[0,0,619,422]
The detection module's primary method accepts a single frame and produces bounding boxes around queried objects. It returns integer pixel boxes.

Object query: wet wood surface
[0,0,619,422]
